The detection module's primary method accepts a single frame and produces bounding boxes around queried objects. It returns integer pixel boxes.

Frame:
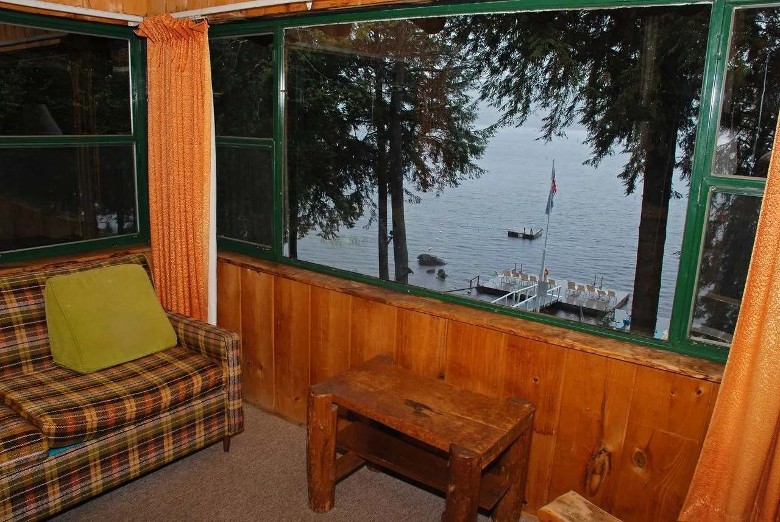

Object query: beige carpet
[53,405,504,522]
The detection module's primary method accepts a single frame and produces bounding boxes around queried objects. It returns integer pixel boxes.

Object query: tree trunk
[287,48,299,259]
[630,15,678,336]
[288,162,299,259]
[389,61,409,284]
[374,67,390,281]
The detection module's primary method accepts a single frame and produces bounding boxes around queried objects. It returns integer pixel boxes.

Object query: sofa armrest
[166,311,243,436]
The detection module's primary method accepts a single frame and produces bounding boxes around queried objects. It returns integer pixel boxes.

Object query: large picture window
[209,0,778,361]
[284,7,710,340]
[0,14,145,260]
[211,34,275,250]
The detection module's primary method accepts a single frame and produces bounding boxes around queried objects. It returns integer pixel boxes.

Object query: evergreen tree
[450,6,711,334]
[286,21,492,282]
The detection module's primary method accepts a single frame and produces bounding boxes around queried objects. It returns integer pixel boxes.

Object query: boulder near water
[417,254,446,266]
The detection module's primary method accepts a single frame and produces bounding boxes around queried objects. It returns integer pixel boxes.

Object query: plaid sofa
[0,254,242,521]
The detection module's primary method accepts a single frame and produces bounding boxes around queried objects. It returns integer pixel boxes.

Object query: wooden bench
[306,355,535,521]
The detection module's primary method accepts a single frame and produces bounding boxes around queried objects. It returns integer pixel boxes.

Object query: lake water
[295,124,689,335]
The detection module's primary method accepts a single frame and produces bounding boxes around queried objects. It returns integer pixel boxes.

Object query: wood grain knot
[403,399,440,418]
[584,443,612,496]
[632,449,647,469]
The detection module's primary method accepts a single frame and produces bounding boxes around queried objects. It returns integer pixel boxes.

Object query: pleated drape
[679,112,780,521]
[135,15,212,322]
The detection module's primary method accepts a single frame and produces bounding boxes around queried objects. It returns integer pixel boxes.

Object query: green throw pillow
[45,264,178,373]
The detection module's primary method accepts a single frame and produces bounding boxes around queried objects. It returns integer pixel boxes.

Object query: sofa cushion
[45,264,177,373]
[0,403,47,474]
[0,345,223,447]
[0,254,153,377]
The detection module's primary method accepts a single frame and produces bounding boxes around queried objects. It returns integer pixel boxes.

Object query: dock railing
[490,284,534,306]
[489,283,563,311]
[512,284,562,311]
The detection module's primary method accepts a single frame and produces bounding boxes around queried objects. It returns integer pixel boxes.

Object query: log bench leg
[443,445,481,522]
[307,391,338,512]
[223,436,231,453]
[491,427,533,522]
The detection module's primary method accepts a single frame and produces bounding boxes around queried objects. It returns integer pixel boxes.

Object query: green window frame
[211,33,278,256]
[0,8,148,264]
[211,0,776,363]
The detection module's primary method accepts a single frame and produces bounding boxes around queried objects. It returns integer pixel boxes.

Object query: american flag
[545,163,557,215]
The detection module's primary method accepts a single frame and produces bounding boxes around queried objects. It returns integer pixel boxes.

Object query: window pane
[285,7,710,339]
[0,145,137,251]
[0,23,131,135]
[211,34,274,138]
[713,7,780,178]
[217,145,273,247]
[690,192,761,345]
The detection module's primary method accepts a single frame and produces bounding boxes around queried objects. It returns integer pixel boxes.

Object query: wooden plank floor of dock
[557,292,630,316]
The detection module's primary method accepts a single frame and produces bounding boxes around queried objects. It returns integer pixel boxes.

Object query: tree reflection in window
[713,7,780,179]
[691,192,761,345]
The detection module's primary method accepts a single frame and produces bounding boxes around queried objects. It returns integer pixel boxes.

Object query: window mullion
[668,0,731,347]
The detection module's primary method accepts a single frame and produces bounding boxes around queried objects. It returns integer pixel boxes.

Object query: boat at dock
[507,228,542,239]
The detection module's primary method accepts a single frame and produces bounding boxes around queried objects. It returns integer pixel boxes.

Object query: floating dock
[555,290,629,316]
[473,270,629,316]
[507,228,542,239]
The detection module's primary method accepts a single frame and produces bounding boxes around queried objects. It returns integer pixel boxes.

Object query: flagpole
[536,160,555,312]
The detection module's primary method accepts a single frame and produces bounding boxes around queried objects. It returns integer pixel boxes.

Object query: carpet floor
[52,405,509,522]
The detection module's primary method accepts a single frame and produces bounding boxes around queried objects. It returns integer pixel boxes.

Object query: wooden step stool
[307,355,535,522]
[538,491,622,522]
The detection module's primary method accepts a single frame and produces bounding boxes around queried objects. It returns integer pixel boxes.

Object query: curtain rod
[0,0,144,25]
[171,0,313,20]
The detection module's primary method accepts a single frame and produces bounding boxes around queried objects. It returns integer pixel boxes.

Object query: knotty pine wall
[0,0,431,22]
[146,0,429,20]
[0,0,146,20]
[217,252,724,521]
[0,0,426,23]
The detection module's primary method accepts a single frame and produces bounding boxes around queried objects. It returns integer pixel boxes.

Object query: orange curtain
[135,15,212,322]
[680,113,780,521]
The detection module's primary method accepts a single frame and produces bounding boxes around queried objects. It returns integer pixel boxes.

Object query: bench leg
[492,428,533,522]
[223,436,231,453]
[443,445,481,522]
[307,391,337,512]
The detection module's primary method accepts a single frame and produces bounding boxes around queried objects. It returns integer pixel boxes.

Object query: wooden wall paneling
[310,287,352,385]
[120,0,147,15]
[621,366,719,442]
[170,0,191,14]
[216,259,721,518]
[501,336,567,512]
[611,423,701,521]
[217,260,241,333]
[146,0,166,15]
[274,277,312,423]
[0,0,146,19]
[239,267,275,411]
[610,369,719,521]
[396,309,447,379]
[444,321,507,396]
[547,350,637,513]
[349,296,397,367]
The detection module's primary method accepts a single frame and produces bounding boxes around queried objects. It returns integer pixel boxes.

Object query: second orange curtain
[136,15,212,322]
[679,113,780,521]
